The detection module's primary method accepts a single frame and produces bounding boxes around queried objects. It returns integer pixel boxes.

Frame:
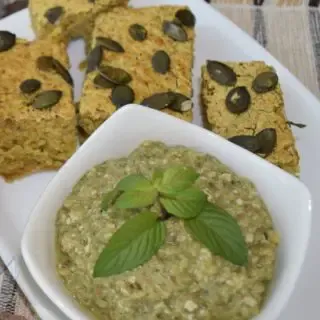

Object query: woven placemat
[0,0,319,319]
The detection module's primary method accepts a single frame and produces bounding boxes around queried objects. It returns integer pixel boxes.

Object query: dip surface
[56,141,279,320]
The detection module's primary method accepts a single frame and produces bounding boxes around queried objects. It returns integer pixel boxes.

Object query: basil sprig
[95,166,248,278]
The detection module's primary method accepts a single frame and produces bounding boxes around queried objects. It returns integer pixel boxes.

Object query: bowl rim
[21,105,312,320]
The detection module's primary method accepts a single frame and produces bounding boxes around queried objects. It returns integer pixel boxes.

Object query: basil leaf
[93,211,166,277]
[101,189,120,211]
[114,189,157,209]
[159,187,207,219]
[151,169,164,189]
[184,203,248,266]
[117,174,154,192]
[157,166,199,194]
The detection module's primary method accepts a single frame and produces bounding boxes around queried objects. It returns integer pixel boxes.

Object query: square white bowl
[21,105,312,320]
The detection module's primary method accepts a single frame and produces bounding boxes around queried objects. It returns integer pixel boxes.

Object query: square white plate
[0,0,319,319]
[21,105,312,320]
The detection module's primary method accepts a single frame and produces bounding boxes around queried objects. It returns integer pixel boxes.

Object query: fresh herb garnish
[156,165,199,194]
[115,189,158,209]
[94,211,166,278]
[117,173,154,191]
[286,121,306,129]
[95,165,248,277]
[184,203,248,266]
[100,189,120,211]
[159,186,207,219]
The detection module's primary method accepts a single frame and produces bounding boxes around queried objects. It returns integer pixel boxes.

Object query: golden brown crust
[79,6,194,135]
[0,38,77,181]
[29,0,129,43]
[201,61,299,174]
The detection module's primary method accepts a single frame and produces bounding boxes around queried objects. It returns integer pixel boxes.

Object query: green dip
[56,141,278,320]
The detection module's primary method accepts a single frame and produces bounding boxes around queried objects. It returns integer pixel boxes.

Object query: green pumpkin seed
[111,85,135,108]
[171,18,183,27]
[256,128,277,156]
[96,37,124,53]
[225,86,251,114]
[286,121,306,129]
[99,65,132,85]
[44,6,64,24]
[169,93,193,112]
[52,59,73,86]
[20,79,41,94]
[141,92,176,110]
[93,74,115,89]
[87,45,102,73]
[129,24,147,41]
[163,21,188,42]
[0,31,16,52]
[152,50,170,74]
[32,90,62,109]
[229,128,277,156]
[228,135,260,153]
[252,71,278,93]
[36,56,54,71]
[175,9,196,27]
[206,61,237,86]
[36,56,73,86]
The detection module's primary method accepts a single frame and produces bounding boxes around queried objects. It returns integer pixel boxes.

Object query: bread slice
[0,35,77,181]
[29,0,129,44]
[79,5,195,135]
[201,61,299,174]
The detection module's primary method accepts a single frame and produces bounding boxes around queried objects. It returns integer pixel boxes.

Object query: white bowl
[21,105,312,320]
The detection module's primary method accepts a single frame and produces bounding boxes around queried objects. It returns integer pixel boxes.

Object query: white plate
[0,0,319,319]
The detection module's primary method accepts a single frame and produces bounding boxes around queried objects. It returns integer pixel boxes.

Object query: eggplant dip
[56,141,279,320]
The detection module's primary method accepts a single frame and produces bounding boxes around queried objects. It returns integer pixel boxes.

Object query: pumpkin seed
[286,121,306,129]
[52,59,73,86]
[93,74,115,89]
[111,85,135,108]
[228,135,260,153]
[256,128,277,156]
[252,71,278,93]
[229,128,277,156]
[32,90,62,109]
[36,56,54,71]
[36,56,73,86]
[173,18,185,27]
[206,61,237,86]
[99,65,132,85]
[87,45,102,73]
[96,37,124,53]
[141,92,176,110]
[163,21,188,42]
[129,24,147,41]
[44,6,64,24]
[225,86,251,114]
[175,9,196,27]
[152,50,170,74]
[0,31,16,52]
[169,93,193,112]
[20,79,41,94]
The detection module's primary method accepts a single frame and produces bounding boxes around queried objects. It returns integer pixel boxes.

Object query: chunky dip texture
[56,141,279,320]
